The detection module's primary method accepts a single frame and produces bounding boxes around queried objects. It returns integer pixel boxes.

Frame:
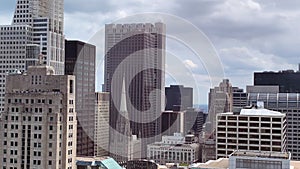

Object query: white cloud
[183,59,198,69]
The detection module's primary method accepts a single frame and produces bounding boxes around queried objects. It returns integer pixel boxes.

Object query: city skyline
[1,1,300,104]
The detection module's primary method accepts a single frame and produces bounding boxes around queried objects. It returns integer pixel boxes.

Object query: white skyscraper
[0,0,65,111]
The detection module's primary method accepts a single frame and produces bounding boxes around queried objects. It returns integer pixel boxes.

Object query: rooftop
[220,108,284,117]
[231,150,290,159]
[76,156,122,169]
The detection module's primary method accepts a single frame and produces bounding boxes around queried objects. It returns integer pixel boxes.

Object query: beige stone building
[0,66,77,169]
[94,92,110,157]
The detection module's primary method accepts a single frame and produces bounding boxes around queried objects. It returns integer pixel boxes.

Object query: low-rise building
[76,156,122,169]
[147,133,200,165]
[190,151,297,169]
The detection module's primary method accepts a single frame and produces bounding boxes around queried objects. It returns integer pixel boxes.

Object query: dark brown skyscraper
[65,40,96,156]
[104,23,166,158]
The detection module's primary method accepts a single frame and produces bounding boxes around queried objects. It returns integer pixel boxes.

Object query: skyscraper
[0,0,65,111]
[104,23,166,158]
[65,40,96,156]
[207,79,233,132]
[165,85,193,111]
[0,65,76,169]
[254,69,300,93]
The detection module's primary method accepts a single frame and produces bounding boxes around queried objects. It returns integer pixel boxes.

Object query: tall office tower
[104,23,166,158]
[207,79,233,132]
[216,105,287,159]
[247,93,300,160]
[0,0,65,111]
[95,92,110,157]
[0,66,76,169]
[254,68,300,93]
[165,85,193,111]
[64,40,96,156]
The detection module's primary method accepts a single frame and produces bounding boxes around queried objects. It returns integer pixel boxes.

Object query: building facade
[229,151,290,169]
[0,66,76,169]
[147,133,200,165]
[95,92,110,157]
[0,0,65,112]
[254,69,300,93]
[216,106,287,159]
[207,79,233,132]
[247,93,300,160]
[165,85,193,111]
[65,40,96,156]
[104,23,166,158]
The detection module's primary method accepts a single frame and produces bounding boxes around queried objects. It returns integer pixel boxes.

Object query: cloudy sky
[1,0,299,104]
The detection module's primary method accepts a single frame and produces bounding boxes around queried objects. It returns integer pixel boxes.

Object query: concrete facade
[94,92,110,157]
[0,0,65,112]
[147,133,200,165]
[0,66,76,169]
[247,93,300,160]
[216,107,287,159]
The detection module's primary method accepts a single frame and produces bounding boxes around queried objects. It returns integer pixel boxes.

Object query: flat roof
[220,108,284,117]
[231,150,290,159]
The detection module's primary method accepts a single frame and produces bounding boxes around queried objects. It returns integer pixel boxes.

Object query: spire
[120,76,128,114]
[115,75,131,136]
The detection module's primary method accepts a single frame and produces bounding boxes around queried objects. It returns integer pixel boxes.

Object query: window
[69,80,73,93]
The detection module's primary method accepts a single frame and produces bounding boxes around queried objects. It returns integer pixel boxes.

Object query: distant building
[247,93,300,160]
[186,108,205,136]
[161,108,205,136]
[216,105,287,159]
[232,87,247,113]
[165,85,193,111]
[76,156,122,169]
[207,79,233,132]
[246,85,279,93]
[94,92,110,157]
[254,69,300,93]
[161,110,185,136]
[65,40,96,156]
[147,133,200,165]
[0,66,77,169]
